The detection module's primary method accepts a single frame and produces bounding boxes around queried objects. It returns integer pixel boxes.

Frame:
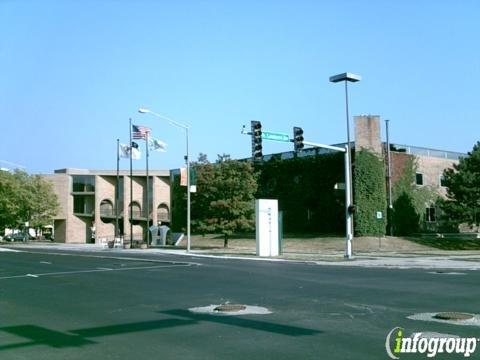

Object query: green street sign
[262,131,290,142]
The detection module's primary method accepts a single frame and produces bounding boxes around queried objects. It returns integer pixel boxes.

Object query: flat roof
[248,142,466,162]
[54,168,170,176]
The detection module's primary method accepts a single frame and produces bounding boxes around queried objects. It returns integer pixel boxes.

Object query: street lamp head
[138,108,151,114]
[329,72,361,83]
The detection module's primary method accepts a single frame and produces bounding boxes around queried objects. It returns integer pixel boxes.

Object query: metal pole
[344,80,354,240]
[137,108,191,251]
[386,119,393,236]
[129,118,134,248]
[146,131,150,248]
[344,81,352,160]
[186,127,191,252]
[344,144,353,258]
[115,139,120,238]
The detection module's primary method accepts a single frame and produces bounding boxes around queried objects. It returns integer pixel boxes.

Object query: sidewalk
[3,235,480,270]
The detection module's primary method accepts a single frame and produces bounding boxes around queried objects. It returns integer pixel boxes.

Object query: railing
[73,210,94,217]
[157,213,170,222]
[389,143,465,161]
[99,209,162,220]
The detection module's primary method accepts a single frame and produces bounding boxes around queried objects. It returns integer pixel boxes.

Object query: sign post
[256,199,279,257]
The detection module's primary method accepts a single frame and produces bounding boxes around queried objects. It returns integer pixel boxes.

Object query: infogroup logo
[385,327,478,359]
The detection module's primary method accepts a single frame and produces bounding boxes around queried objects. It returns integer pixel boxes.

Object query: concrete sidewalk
[3,240,480,270]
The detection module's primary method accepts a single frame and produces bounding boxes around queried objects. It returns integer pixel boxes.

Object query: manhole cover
[434,312,474,321]
[189,304,271,316]
[214,304,247,312]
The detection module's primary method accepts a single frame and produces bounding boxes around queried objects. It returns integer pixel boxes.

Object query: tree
[392,156,439,235]
[0,170,58,234]
[441,141,480,230]
[29,176,59,231]
[192,156,258,247]
[392,192,419,235]
[0,170,22,228]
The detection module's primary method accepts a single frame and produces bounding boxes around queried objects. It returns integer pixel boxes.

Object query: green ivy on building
[353,149,387,236]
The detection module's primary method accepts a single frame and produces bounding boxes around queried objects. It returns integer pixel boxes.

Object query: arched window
[157,203,170,222]
[100,199,114,216]
[129,201,142,218]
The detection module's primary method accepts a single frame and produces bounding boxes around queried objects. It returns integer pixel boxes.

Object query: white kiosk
[256,199,279,257]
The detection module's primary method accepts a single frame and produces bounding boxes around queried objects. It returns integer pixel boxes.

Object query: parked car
[3,233,28,242]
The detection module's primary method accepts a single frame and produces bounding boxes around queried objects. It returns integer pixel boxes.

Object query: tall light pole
[385,119,393,236]
[330,72,361,258]
[138,108,191,252]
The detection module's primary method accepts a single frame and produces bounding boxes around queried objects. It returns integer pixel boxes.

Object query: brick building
[44,169,171,244]
[355,115,464,231]
[42,116,466,241]
[256,115,465,233]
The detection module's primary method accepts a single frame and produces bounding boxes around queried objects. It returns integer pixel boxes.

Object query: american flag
[132,124,151,139]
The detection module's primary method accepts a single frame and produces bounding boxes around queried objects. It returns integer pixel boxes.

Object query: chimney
[354,115,382,154]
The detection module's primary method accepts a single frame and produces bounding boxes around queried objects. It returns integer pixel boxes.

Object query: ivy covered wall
[256,153,345,234]
[353,149,387,236]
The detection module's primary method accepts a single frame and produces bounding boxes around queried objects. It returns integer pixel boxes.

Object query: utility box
[256,199,279,257]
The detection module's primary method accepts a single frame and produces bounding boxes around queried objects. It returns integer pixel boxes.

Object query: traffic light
[251,120,263,160]
[293,126,304,152]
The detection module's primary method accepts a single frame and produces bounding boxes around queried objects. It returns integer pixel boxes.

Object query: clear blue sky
[1,0,479,173]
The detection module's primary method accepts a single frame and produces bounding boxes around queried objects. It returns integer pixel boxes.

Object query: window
[425,207,436,222]
[100,199,114,216]
[440,175,446,187]
[72,175,95,192]
[73,197,85,214]
[416,173,424,186]
[73,196,94,215]
[157,204,170,222]
[129,202,142,218]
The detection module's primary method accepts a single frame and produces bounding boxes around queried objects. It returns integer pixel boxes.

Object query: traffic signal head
[293,126,304,152]
[251,121,263,160]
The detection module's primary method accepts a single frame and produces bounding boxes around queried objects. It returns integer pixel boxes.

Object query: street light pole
[385,119,393,236]
[138,108,191,252]
[330,72,361,258]
[184,126,191,253]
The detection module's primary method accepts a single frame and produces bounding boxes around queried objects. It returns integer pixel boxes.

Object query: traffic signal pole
[302,140,353,259]
[242,127,354,258]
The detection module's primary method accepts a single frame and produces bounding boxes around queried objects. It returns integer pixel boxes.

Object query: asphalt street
[0,248,479,359]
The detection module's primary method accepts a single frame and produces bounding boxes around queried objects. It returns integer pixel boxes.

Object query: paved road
[0,248,479,359]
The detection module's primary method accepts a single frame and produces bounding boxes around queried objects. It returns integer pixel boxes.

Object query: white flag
[149,138,167,152]
[131,147,141,160]
[119,143,141,160]
[119,144,130,159]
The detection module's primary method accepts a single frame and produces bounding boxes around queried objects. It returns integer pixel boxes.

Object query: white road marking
[0,263,195,280]
[0,248,21,252]
[40,261,52,264]
[15,250,202,267]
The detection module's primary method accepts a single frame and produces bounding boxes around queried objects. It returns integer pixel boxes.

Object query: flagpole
[146,131,150,248]
[115,138,120,239]
[129,118,134,249]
